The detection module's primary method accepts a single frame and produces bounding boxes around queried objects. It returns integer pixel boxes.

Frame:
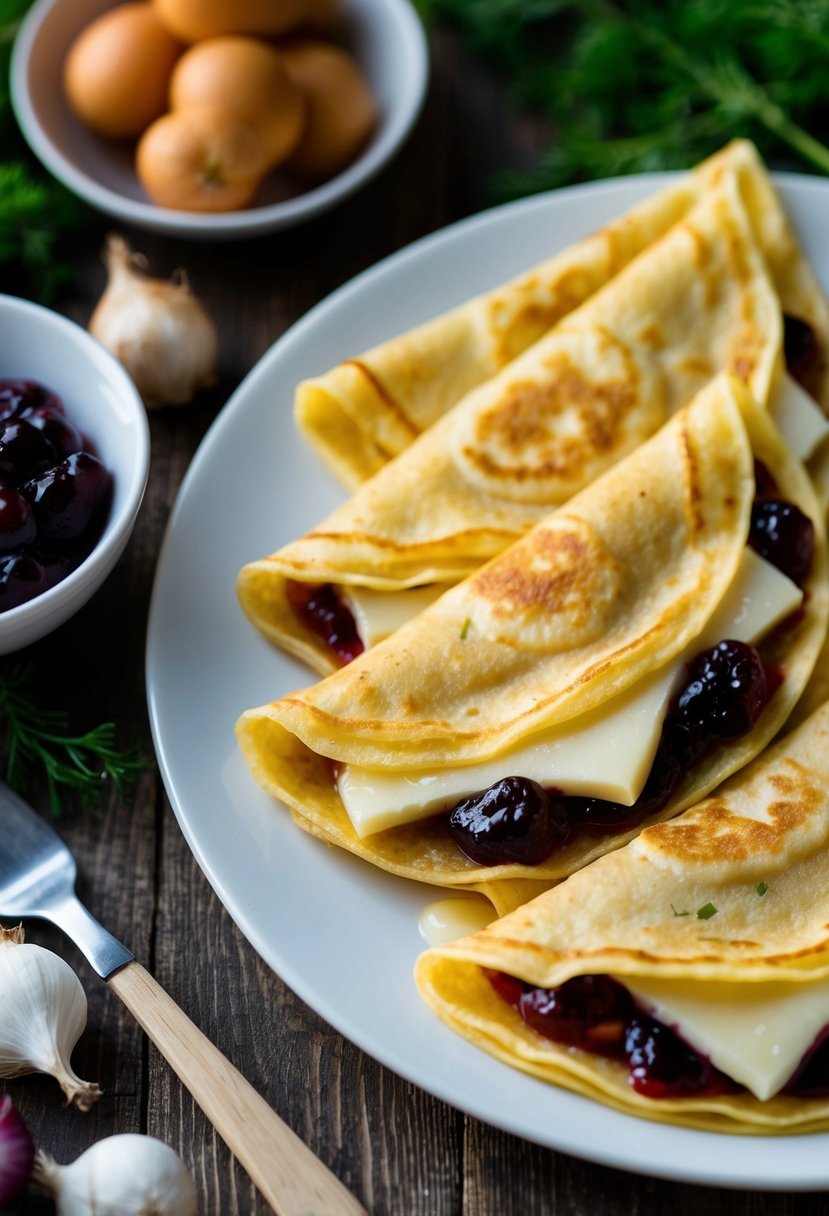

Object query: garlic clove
[89,235,219,409]
[0,924,102,1110]
[33,1134,197,1216]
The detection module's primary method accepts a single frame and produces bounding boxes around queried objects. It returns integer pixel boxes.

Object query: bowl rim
[10,0,430,240]
[0,292,150,632]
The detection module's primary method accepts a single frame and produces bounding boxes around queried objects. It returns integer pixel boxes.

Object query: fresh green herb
[459,617,471,639]
[671,903,690,917]
[0,1,87,299]
[0,663,144,813]
[422,0,829,195]
[756,880,769,897]
[696,902,718,920]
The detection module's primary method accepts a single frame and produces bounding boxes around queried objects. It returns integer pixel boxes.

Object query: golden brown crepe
[295,140,829,490]
[236,376,829,915]
[415,702,829,1133]
[240,170,782,675]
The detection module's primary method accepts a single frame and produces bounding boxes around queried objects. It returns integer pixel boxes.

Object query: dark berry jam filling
[486,970,735,1099]
[0,379,112,612]
[749,500,814,585]
[677,639,768,740]
[449,776,568,866]
[449,637,771,866]
[448,471,812,868]
[783,314,821,394]
[753,458,779,500]
[750,464,814,587]
[783,1026,829,1098]
[285,579,364,665]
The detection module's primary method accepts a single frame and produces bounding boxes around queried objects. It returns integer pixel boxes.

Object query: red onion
[0,1096,34,1203]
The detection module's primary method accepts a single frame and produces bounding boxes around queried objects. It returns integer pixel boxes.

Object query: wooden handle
[108,961,366,1216]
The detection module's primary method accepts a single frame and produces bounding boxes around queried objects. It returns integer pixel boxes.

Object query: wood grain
[108,962,366,1214]
[2,26,824,1216]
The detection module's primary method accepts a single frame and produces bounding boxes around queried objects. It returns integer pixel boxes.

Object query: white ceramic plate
[11,0,427,239]
[146,172,829,1189]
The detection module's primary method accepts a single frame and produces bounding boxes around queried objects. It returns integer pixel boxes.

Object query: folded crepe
[240,168,804,676]
[236,375,829,915]
[415,701,829,1133]
[295,139,829,489]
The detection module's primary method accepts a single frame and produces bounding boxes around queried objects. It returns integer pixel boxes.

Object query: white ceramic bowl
[10,0,429,239]
[0,294,149,655]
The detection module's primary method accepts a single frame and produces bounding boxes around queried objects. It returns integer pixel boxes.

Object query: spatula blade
[0,779,132,976]
[0,779,76,916]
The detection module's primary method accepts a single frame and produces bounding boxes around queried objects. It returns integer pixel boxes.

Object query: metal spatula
[0,779,365,1216]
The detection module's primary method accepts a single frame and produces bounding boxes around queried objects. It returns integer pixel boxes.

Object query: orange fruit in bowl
[278,39,379,179]
[153,0,337,43]
[64,1,182,140]
[136,105,271,211]
[169,37,307,170]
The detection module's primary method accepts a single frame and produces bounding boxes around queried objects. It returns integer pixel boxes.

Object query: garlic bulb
[0,925,101,1110]
[89,235,218,408]
[34,1134,197,1216]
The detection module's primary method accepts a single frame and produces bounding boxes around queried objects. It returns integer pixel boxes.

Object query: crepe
[414,702,829,1133]
[236,375,829,915]
[240,169,783,675]
[295,140,829,490]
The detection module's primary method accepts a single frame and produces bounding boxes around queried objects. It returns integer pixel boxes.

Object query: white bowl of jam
[0,293,149,654]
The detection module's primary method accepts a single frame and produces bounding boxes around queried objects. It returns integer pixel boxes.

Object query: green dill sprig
[0,663,144,813]
[423,0,829,195]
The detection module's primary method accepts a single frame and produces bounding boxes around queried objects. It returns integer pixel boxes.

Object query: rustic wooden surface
[4,23,829,1216]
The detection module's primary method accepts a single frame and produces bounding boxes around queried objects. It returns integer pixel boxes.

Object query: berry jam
[487,970,734,1099]
[783,314,821,392]
[676,639,767,741]
[749,499,814,585]
[284,579,364,664]
[624,1016,732,1098]
[0,379,62,422]
[753,459,779,500]
[783,1027,829,1098]
[449,776,568,865]
[0,379,112,613]
[444,469,812,867]
[449,637,771,866]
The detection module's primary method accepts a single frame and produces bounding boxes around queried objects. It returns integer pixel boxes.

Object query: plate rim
[146,169,829,1191]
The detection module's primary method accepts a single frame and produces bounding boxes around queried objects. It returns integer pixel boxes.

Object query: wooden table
[4,25,826,1216]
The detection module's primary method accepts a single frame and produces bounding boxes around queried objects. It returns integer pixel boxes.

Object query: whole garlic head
[89,235,218,409]
[0,925,101,1110]
[34,1134,197,1216]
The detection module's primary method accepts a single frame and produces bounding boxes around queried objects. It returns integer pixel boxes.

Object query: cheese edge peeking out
[337,549,802,838]
[770,373,829,462]
[620,974,829,1101]
[342,584,448,648]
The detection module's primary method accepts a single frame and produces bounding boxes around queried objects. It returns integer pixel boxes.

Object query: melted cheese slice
[770,373,829,461]
[338,550,801,837]
[622,974,829,1100]
[418,896,496,947]
[342,584,447,648]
